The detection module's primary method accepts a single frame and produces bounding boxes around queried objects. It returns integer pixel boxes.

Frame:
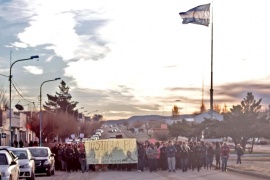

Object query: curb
[227,167,270,179]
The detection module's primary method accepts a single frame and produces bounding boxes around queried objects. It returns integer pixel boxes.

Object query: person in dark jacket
[180,141,190,172]
[78,146,88,173]
[19,140,24,148]
[214,142,221,169]
[206,143,215,170]
[235,144,244,164]
[200,141,208,169]
[174,141,182,170]
[137,143,145,172]
[159,142,168,171]
[188,142,196,171]
[193,142,203,172]
[65,144,75,172]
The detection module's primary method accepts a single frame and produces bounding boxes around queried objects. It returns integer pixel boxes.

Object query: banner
[84,138,137,164]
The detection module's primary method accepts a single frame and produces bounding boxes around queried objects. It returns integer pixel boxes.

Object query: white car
[92,135,99,140]
[8,147,35,180]
[95,132,102,137]
[96,129,104,133]
[0,148,20,180]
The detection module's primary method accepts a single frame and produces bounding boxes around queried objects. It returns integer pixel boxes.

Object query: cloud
[23,66,43,75]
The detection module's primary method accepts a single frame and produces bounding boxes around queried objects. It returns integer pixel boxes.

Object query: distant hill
[105,115,170,124]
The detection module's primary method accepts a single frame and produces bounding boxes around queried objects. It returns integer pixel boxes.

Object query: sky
[1,0,270,120]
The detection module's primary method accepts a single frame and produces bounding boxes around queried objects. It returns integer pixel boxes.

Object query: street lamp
[39,77,61,146]
[9,55,39,146]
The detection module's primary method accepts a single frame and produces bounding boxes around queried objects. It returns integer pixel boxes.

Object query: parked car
[7,147,35,180]
[95,132,102,137]
[27,147,55,176]
[108,129,115,133]
[92,135,99,140]
[0,148,20,180]
[96,129,104,133]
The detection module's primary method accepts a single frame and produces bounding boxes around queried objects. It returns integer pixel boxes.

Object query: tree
[123,121,129,130]
[214,104,221,113]
[172,105,180,117]
[92,114,103,121]
[217,92,267,151]
[154,131,169,141]
[200,102,206,113]
[29,111,79,142]
[79,121,103,137]
[168,120,193,141]
[29,81,81,141]
[133,121,144,128]
[43,80,78,116]
[0,86,8,110]
[222,104,229,114]
[196,118,220,139]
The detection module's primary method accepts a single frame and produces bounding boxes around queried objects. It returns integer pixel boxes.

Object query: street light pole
[39,77,61,146]
[9,55,39,146]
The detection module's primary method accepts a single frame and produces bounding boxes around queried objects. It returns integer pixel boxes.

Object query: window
[29,149,48,157]
[11,150,28,159]
[0,154,8,165]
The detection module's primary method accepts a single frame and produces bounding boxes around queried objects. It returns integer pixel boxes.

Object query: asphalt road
[35,168,265,180]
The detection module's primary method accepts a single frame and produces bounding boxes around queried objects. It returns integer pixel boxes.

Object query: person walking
[235,144,244,164]
[159,142,168,171]
[221,142,230,171]
[175,141,182,170]
[78,146,88,173]
[206,143,215,170]
[19,140,24,148]
[166,141,177,173]
[137,143,145,172]
[180,141,190,172]
[193,142,203,172]
[214,142,221,170]
[146,143,158,173]
[200,141,208,169]
[65,144,75,173]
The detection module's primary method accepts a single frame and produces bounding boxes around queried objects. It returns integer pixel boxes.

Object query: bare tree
[0,86,8,110]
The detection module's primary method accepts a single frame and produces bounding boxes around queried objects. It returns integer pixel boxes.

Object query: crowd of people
[138,140,234,173]
[50,140,244,174]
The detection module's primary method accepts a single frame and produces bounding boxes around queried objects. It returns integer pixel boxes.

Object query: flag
[179,4,210,26]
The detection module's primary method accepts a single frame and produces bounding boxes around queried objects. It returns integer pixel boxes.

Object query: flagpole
[210,2,214,117]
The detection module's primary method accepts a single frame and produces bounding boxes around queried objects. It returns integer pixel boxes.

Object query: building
[0,109,37,146]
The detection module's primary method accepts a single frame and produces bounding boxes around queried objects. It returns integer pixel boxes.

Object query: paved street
[35,169,265,180]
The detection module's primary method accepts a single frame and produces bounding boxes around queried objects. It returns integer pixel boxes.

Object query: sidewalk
[228,156,270,179]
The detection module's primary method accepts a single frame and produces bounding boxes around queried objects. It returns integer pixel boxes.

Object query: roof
[27,146,50,149]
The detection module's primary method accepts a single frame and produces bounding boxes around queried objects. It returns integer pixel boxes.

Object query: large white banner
[85,138,138,164]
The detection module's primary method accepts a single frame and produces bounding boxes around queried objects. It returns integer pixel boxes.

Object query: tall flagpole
[210,2,214,117]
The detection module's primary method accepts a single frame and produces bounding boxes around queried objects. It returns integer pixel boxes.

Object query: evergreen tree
[43,80,78,116]
[217,92,267,151]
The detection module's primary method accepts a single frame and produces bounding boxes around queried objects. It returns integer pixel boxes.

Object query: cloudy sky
[1,0,270,120]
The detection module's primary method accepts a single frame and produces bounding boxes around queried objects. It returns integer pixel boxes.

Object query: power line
[12,78,34,99]
[11,81,35,104]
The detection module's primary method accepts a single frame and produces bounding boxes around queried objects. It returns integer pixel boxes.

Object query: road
[35,168,265,180]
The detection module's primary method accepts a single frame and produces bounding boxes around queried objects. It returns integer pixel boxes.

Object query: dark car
[27,147,55,176]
